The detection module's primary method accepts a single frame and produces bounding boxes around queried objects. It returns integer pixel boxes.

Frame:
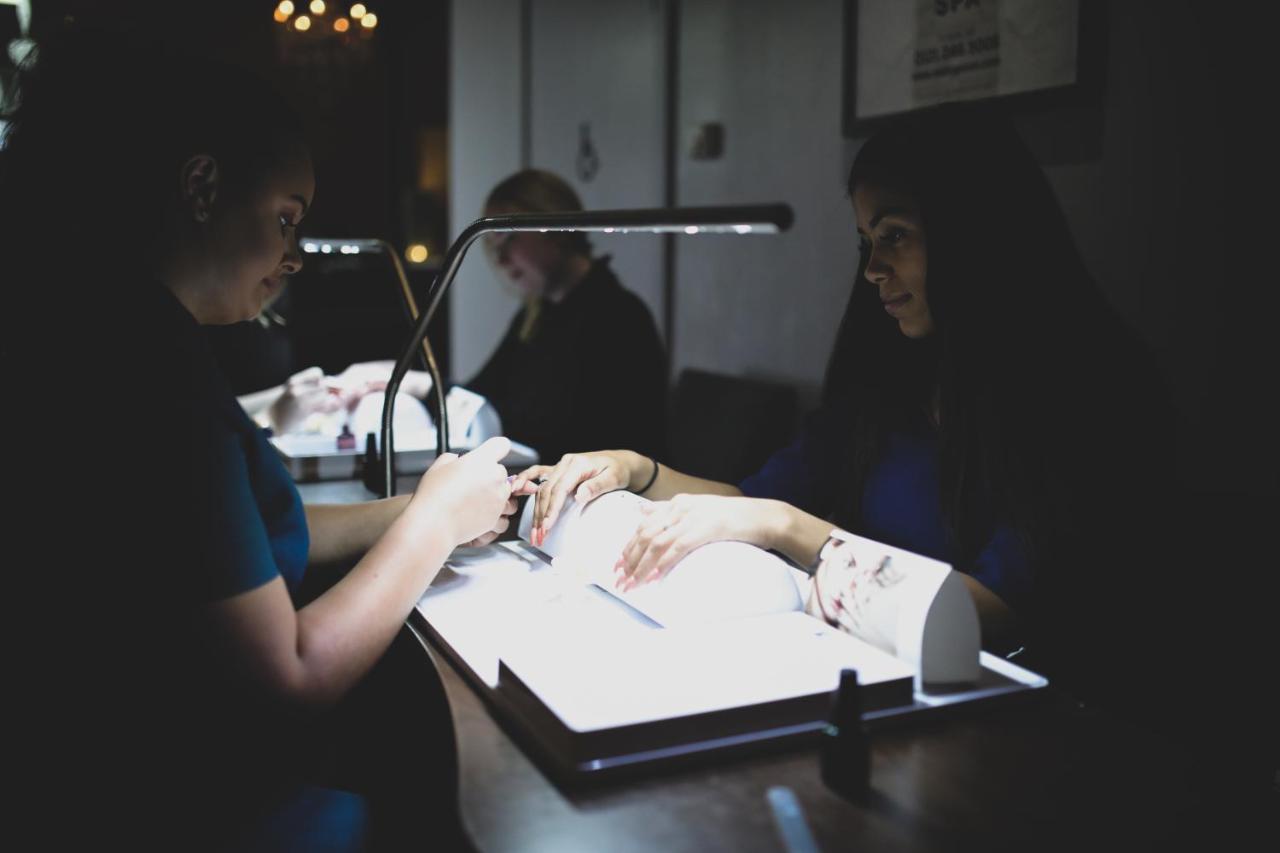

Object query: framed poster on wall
[844,0,1105,136]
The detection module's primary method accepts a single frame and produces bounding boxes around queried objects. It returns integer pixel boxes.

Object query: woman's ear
[180,154,219,223]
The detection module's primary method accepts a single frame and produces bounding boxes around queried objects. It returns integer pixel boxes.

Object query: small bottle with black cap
[336,423,356,451]
[820,667,870,800]
[360,432,383,495]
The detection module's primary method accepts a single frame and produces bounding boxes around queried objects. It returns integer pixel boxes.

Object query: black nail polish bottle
[820,667,870,800]
[360,432,383,495]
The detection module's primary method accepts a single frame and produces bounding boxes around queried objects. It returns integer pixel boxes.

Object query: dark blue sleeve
[969,524,1032,612]
[738,413,841,518]
[186,414,285,602]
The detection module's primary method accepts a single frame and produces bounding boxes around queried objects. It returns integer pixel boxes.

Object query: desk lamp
[378,203,794,497]
[299,237,448,493]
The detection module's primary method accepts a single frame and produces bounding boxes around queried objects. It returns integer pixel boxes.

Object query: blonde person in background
[465,169,668,463]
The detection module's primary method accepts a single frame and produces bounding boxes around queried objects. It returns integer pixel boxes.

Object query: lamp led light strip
[378,203,794,497]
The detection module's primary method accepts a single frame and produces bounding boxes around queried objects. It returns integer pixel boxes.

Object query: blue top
[8,283,366,847]
[740,415,1032,609]
[196,375,309,602]
[153,286,309,603]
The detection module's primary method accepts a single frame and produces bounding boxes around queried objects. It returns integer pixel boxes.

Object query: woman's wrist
[763,501,832,566]
[390,500,456,561]
[754,499,793,553]
[403,492,465,549]
[633,456,661,494]
[621,450,651,492]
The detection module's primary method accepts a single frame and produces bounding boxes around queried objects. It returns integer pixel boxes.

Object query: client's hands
[510,450,646,547]
[331,361,433,400]
[411,436,513,547]
[264,363,439,435]
[268,366,345,433]
[612,495,782,591]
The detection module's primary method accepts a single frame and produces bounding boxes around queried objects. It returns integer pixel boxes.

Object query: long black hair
[825,104,1171,588]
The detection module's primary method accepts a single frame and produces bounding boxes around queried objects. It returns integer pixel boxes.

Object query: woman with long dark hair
[517,104,1175,692]
[2,29,511,850]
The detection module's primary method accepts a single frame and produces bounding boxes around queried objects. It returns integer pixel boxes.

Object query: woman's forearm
[304,497,412,565]
[761,501,839,569]
[621,452,742,501]
[292,502,454,704]
[201,497,452,711]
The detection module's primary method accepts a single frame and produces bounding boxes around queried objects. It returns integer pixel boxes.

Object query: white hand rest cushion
[445,385,503,445]
[350,392,434,448]
[521,490,803,627]
[623,539,803,627]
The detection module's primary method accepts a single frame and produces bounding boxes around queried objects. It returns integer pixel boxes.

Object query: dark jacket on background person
[468,257,667,463]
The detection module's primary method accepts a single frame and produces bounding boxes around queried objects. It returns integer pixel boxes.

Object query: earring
[194,209,209,223]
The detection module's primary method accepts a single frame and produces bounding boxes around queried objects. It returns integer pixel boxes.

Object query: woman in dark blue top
[516,105,1175,686]
[3,29,514,850]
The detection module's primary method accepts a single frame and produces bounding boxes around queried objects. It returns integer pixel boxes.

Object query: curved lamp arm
[380,202,794,497]
[298,237,449,495]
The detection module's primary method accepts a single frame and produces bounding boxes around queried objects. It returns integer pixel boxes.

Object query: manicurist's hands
[411,436,513,547]
[461,489,520,549]
[510,450,647,547]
